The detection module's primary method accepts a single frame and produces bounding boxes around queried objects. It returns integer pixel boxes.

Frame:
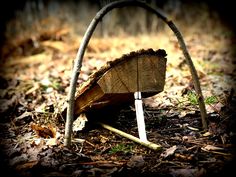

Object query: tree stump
[73,48,167,117]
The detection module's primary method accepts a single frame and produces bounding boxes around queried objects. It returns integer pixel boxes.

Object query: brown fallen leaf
[46,137,57,146]
[100,135,109,143]
[206,102,224,113]
[31,123,56,138]
[46,131,61,146]
[160,145,177,158]
[15,160,38,171]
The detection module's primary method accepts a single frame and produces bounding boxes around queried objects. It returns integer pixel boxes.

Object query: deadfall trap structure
[63,0,207,147]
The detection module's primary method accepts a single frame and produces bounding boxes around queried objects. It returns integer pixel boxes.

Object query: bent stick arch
[64,0,207,146]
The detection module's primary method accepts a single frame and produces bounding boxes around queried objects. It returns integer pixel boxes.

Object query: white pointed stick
[134,92,147,142]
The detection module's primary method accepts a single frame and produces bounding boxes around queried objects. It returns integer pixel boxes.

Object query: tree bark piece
[73,49,167,117]
[98,122,162,151]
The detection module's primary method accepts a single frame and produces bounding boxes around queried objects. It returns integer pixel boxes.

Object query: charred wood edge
[98,122,162,151]
[64,0,207,147]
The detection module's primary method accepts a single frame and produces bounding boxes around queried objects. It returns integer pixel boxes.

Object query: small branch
[98,122,162,151]
[167,22,208,130]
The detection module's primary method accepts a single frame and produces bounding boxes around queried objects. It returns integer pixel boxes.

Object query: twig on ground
[98,122,162,151]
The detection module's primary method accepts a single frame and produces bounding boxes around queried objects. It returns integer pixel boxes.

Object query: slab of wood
[73,49,167,117]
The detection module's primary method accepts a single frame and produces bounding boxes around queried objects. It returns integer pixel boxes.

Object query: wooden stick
[167,22,207,130]
[98,122,162,151]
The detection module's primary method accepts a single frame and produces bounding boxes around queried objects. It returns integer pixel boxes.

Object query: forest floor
[0,22,236,177]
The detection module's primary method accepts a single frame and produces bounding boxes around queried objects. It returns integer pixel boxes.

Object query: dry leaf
[46,138,57,146]
[33,138,44,146]
[160,145,177,158]
[206,102,224,113]
[73,113,88,132]
[100,135,109,143]
[31,123,56,138]
[15,161,38,171]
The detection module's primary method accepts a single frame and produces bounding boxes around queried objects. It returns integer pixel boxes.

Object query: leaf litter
[0,17,236,177]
